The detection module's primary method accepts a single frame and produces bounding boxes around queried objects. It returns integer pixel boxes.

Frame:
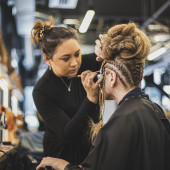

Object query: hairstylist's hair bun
[102,23,150,61]
[31,17,54,44]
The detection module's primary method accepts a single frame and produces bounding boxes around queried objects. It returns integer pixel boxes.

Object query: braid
[89,62,106,142]
[103,59,134,87]
[102,23,150,87]
[131,58,144,86]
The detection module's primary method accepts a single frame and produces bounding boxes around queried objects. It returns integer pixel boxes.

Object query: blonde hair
[90,23,151,141]
[102,23,150,87]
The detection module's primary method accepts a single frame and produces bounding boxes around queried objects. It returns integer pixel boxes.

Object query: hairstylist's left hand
[36,157,69,170]
[81,70,103,104]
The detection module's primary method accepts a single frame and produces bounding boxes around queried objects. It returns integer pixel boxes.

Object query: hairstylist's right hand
[81,70,103,104]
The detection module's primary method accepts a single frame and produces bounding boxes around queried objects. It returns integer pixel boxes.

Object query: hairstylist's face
[49,39,81,77]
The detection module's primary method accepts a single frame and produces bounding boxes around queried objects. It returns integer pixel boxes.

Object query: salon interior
[0,0,170,169]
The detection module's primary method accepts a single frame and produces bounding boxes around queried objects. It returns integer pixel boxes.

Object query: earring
[49,65,52,70]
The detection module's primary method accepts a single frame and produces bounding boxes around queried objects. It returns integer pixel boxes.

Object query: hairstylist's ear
[110,71,117,87]
[44,54,51,66]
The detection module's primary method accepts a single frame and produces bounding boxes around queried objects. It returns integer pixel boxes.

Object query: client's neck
[112,85,135,104]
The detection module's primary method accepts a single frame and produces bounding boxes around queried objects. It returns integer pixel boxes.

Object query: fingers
[81,71,103,87]
[81,71,97,84]
[99,34,104,42]
[99,34,107,42]
[94,74,103,88]
[95,44,102,54]
[81,71,103,103]
[99,34,103,40]
[95,45,103,60]
[36,157,52,170]
[88,72,98,84]
[36,158,46,170]
[36,163,44,170]
[81,70,91,82]
[96,56,102,61]
[95,39,101,47]
[95,37,104,61]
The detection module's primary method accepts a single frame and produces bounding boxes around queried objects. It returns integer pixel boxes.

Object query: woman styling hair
[36,23,170,170]
[31,18,103,165]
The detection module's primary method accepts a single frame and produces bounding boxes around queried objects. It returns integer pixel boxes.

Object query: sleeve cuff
[85,97,98,107]
[74,97,97,121]
[64,164,82,170]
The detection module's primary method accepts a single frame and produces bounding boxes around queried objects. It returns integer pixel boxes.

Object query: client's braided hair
[90,23,151,141]
[102,23,150,86]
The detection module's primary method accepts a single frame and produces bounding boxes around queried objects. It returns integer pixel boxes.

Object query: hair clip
[39,27,45,38]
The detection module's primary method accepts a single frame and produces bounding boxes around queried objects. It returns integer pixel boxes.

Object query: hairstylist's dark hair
[31,17,78,59]
[102,23,151,87]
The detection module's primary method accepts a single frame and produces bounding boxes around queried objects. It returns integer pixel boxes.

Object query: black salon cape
[33,53,101,164]
[65,96,170,170]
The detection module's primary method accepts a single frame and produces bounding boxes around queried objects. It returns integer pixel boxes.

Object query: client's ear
[109,71,117,87]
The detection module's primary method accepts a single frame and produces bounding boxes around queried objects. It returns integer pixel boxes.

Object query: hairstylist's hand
[36,157,69,170]
[95,34,105,61]
[81,70,103,104]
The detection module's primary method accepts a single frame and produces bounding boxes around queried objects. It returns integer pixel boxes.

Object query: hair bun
[31,17,54,44]
[121,23,136,36]
[102,23,150,61]
[107,23,135,38]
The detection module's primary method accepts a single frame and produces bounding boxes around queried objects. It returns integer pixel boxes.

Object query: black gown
[65,88,170,170]
[33,53,101,164]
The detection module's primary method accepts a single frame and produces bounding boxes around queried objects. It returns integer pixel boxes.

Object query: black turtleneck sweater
[33,53,101,164]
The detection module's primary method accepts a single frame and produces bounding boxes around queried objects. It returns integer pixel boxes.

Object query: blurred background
[0,0,170,131]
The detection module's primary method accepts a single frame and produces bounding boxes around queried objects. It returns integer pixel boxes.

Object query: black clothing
[119,87,148,105]
[33,53,101,164]
[65,88,170,170]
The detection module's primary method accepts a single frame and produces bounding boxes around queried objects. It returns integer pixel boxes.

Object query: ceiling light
[63,19,79,25]
[49,0,78,9]
[148,24,168,31]
[147,47,166,61]
[79,10,95,33]
[154,34,170,42]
